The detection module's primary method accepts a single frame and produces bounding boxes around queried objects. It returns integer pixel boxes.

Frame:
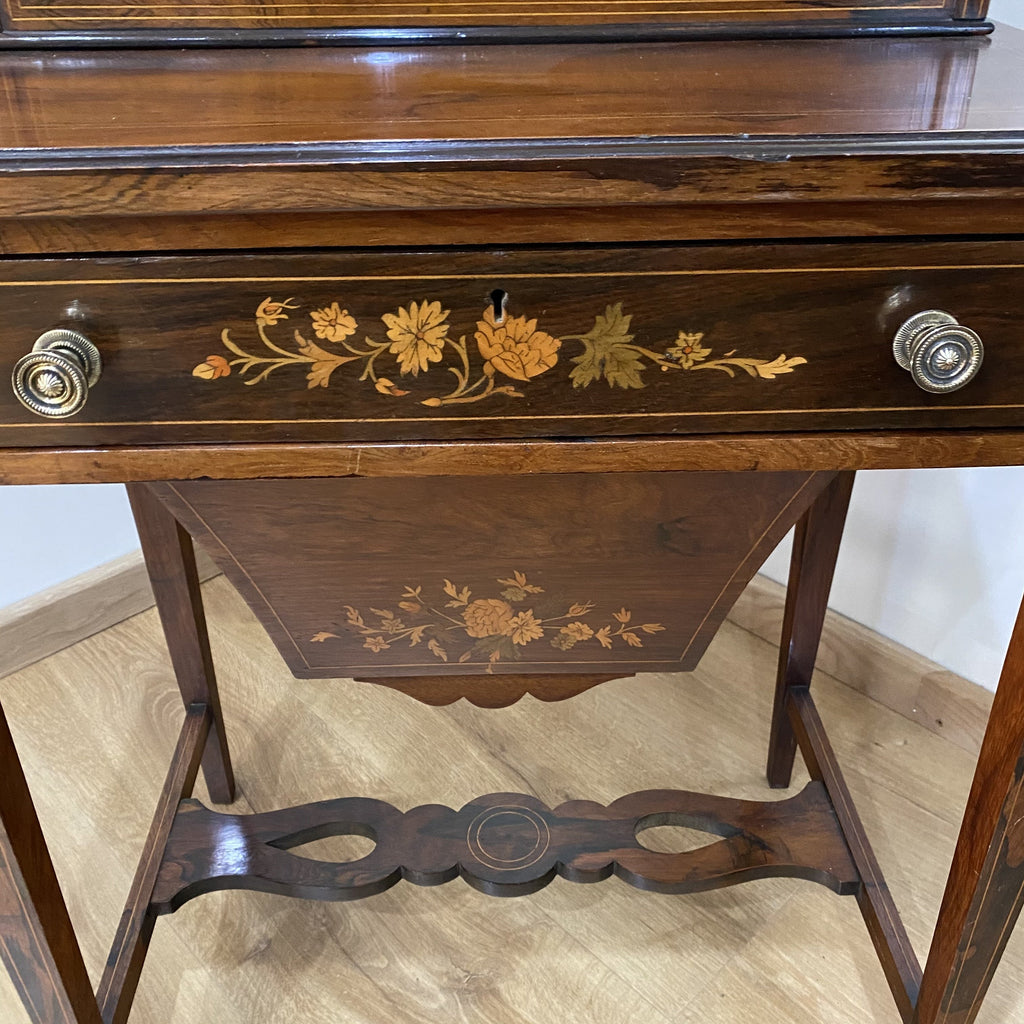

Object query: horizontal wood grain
[351,672,634,707]
[0,548,218,681]
[150,472,827,678]
[5,199,1024,256]
[4,431,1024,487]
[152,782,859,909]
[2,242,1023,449]
[0,0,985,36]
[1,32,1020,222]
[0,37,991,152]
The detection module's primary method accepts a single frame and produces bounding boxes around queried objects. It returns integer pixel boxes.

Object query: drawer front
[1,242,1022,448]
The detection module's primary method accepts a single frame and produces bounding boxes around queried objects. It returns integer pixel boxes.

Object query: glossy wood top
[2,29,1024,244]
[1,30,1022,158]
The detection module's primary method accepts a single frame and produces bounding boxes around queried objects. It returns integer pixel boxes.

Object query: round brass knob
[12,329,102,418]
[892,310,983,394]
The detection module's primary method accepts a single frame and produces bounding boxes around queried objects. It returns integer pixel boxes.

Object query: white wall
[2,9,1023,689]
[999,0,1024,26]
[760,469,1024,690]
[0,484,138,606]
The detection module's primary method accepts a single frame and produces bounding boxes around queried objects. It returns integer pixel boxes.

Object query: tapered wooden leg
[0,700,102,1024]
[914,592,1024,1024]
[127,483,235,805]
[766,470,855,789]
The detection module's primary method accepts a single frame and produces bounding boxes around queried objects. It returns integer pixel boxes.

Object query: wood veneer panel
[150,471,828,678]
[0,35,1001,154]
[2,243,1024,448]
[9,200,1024,256]
[4,432,1024,486]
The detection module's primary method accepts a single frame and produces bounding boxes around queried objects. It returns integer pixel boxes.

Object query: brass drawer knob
[892,310,983,394]
[12,329,102,418]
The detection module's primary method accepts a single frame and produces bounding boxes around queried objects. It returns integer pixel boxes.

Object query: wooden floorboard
[1,575,1021,1024]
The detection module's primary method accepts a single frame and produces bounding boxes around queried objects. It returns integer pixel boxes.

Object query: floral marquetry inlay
[191,296,808,406]
[310,571,665,670]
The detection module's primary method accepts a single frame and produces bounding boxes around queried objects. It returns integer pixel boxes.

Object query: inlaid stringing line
[164,484,313,670]
[678,474,818,662]
[4,403,1024,430]
[0,839,75,1024]
[15,0,941,8]
[939,765,1024,1023]
[3,264,1023,286]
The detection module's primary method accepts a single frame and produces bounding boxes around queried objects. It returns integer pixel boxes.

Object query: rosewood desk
[3,26,1024,1024]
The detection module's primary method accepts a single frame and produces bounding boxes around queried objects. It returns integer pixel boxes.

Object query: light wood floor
[2,576,1023,1024]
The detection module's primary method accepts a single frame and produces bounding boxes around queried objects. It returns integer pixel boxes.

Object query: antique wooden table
[3,23,1024,1024]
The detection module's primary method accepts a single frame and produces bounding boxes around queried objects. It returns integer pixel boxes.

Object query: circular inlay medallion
[466,804,551,871]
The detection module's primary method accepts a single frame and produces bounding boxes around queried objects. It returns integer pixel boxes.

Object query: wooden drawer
[2,241,1022,448]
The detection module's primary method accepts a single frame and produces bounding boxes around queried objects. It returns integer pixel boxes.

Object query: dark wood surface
[4,22,1024,1024]
[2,242,1023,448]
[4,432,1024,487]
[0,0,988,39]
[913,593,1024,1024]
[150,472,827,678]
[96,705,209,1024]
[152,782,859,908]
[127,484,235,805]
[790,686,923,1022]
[351,672,635,707]
[767,471,855,788]
[3,30,1024,243]
[0,699,102,1024]
[11,198,1024,257]
[0,35,999,150]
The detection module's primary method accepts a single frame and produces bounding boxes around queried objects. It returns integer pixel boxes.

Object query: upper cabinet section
[0,0,993,47]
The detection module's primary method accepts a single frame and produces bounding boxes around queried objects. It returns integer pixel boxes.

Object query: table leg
[767,470,855,789]
[914,592,1024,1024]
[0,700,102,1024]
[127,483,235,805]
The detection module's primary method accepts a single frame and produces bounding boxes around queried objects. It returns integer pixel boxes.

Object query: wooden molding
[0,547,219,680]
[0,557,992,755]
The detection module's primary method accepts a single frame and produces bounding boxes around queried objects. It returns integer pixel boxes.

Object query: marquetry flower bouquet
[192,295,807,405]
[310,571,665,670]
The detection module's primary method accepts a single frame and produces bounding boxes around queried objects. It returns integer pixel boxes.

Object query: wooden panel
[2,242,1024,448]
[5,433,1024,488]
[0,38,989,150]
[0,0,988,39]
[150,471,827,679]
